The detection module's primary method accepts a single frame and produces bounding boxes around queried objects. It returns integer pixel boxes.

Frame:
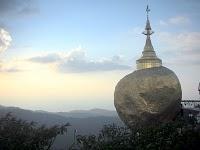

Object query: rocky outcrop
[114,66,182,128]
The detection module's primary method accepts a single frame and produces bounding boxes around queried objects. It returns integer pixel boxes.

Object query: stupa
[114,6,182,128]
[136,5,162,70]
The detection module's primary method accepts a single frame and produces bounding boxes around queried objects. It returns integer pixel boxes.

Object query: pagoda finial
[146,5,150,17]
[143,5,154,36]
[142,4,154,51]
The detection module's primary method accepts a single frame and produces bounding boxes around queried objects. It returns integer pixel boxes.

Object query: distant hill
[0,105,124,149]
[57,108,118,118]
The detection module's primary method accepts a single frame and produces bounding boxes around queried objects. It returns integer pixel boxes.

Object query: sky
[0,0,199,112]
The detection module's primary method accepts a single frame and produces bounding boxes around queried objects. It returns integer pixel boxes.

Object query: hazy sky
[0,0,199,112]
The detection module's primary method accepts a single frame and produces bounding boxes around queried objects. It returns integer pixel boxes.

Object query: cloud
[58,57,130,73]
[28,53,61,63]
[59,49,131,73]
[158,32,200,54]
[159,16,190,26]
[0,0,38,16]
[28,48,131,73]
[159,20,168,26]
[0,67,20,73]
[0,61,20,73]
[0,28,12,53]
[156,31,200,66]
[169,16,190,25]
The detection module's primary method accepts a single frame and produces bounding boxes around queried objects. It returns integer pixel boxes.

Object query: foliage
[0,113,70,150]
[77,124,132,150]
[77,116,200,150]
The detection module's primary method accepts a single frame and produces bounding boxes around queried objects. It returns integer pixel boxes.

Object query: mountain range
[0,105,124,150]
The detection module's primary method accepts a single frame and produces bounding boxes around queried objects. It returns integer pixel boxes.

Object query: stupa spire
[143,5,154,51]
[136,5,162,70]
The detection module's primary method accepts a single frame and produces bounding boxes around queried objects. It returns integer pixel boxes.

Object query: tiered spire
[136,5,162,70]
[143,5,154,51]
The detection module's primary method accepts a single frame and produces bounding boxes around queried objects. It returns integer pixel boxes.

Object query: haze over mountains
[0,105,124,149]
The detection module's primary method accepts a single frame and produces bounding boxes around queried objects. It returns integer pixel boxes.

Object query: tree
[77,116,200,150]
[0,113,70,150]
